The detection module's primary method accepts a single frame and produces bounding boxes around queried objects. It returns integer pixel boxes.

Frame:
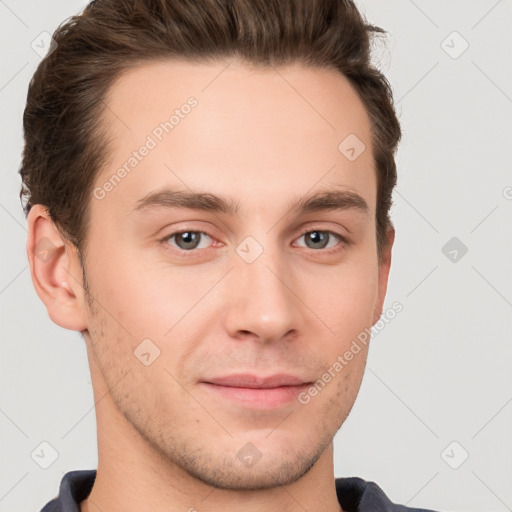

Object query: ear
[372,227,395,324]
[26,205,87,331]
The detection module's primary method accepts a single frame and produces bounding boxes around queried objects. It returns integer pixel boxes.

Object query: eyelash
[159,227,349,256]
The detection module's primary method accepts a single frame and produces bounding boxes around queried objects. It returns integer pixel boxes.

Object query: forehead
[93,59,376,218]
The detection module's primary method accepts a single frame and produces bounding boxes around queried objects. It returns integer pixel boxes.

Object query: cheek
[300,257,379,337]
[85,224,379,348]
[85,248,190,338]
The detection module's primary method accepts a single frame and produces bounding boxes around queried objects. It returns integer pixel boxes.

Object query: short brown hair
[20,0,401,260]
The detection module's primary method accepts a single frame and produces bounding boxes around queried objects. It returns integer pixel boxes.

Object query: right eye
[162,230,214,252]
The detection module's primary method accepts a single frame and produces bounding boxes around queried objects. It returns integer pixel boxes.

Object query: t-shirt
[40,470,440,512]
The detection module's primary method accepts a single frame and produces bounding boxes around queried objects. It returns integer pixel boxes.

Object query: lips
[204,373,309,389]
[200,373,312,409]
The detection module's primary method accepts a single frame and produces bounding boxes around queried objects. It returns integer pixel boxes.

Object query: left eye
[164,231,212,251]
[295,230,341,250]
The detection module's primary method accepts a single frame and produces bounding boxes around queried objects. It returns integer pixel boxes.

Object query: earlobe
[26,205,88,331]
[373,228,395,324]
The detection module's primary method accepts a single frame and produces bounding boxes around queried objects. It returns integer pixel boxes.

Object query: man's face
[79,60,391,489]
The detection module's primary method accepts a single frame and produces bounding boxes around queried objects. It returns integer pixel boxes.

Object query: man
[21,0,440,510]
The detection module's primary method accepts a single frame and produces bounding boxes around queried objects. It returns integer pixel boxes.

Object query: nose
[222,244,303,344]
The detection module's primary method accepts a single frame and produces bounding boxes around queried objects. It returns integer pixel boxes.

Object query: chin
[177,444,323,491]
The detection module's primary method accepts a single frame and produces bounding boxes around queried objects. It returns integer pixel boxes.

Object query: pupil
[178,232,199,249]
[307,231,327,249]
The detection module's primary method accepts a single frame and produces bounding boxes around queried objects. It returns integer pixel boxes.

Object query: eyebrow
[133,189,240,215]
[132,186,369,217]
[291,189,369,216]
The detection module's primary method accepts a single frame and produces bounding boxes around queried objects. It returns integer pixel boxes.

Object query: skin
[27,59,393,512]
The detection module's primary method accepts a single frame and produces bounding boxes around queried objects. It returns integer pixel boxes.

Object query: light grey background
[1,1,511,511]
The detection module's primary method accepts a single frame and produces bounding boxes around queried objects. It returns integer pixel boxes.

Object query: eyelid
[296,226,346,239]
[295,223,351,242]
